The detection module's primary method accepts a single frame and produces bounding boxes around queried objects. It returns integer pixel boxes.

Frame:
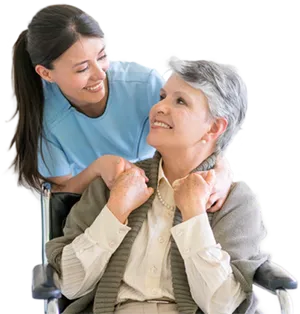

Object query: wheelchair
[32,183,298,314]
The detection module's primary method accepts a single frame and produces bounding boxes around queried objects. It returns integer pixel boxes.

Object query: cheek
[58,75,88,92]
[174,111,190,130]
[103,60,110,72]
[175,112,205,138]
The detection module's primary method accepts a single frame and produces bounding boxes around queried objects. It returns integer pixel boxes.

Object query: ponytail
[10,30,45,190]
[10,5,105,190]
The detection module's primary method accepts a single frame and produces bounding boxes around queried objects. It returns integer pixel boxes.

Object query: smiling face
[36,36,109,110]
[147,74,215,152]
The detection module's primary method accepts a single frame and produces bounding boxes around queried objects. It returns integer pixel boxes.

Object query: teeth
[153,121,171,129]
[85,82,102,91]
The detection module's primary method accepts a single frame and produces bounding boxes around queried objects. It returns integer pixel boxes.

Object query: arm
[48,165,97,194]
[38,133,95,193]
[211,182,268,291]
[46,178,131,299]
[171,214,246,314]
[57,205,130,299]
[51,156,148,194]
[40,141,147,193]
[173,173,267,313]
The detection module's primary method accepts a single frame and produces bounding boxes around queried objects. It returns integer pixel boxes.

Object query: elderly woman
[46,58,268,314]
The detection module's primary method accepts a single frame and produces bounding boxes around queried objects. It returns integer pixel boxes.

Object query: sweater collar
[157,151,218,190]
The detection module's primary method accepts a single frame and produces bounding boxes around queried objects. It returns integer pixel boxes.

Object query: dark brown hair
[11,5,104,190]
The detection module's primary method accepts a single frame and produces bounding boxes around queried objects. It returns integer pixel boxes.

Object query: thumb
[147,187,154,196]
[115,158,126,177]
[206,170,216,186]
[198,170,208,179]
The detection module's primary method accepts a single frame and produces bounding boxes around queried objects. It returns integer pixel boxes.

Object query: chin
[87,91,106,103]
[147,135,164,151]
[146,134,157,147]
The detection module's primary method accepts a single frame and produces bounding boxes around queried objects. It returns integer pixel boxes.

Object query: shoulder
[212,181,263,227]
[108,61,164,85]
[228,181,259,204]
[224,180,262,213]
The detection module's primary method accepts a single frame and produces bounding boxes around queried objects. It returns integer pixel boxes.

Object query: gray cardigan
[46,152,268,314]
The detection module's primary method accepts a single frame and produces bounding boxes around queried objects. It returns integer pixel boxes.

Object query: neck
[70,78,109,118]
[160,146,214,185]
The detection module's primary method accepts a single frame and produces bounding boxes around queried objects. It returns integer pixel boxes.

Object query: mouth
[151,119,172,129]
[84,81,104,92]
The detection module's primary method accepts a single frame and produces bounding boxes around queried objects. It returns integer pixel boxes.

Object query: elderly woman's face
[147,74,213,151]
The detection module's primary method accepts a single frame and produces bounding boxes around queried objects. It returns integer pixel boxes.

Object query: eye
[98,54,107,61]
[160,94,166,101]
[77,67,88,73]
[77,55,107,73]
[176,97,186,105]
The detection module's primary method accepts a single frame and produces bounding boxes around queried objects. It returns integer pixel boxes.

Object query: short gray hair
[169,57,248,153]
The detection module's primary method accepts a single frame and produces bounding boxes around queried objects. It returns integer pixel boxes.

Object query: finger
[137,167,149,182]
[172,177,185,190]
[206,192,218,210]
[127,167,140,176]
[124,159,134,171]
[115,158,126,176]
[193,172,208,184]
[207,198,224,213]
[194,171,208,179]
[147,187,154,196]
[125,163,148,181]
[206,170,216,186]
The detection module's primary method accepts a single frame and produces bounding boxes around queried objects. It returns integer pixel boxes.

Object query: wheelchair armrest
[254,260,298,292]
[32,264,62,299]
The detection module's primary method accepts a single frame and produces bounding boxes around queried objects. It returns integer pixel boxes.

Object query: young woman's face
[49,36,109,108]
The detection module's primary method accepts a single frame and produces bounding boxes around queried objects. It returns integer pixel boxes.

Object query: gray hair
[169,57,248,153]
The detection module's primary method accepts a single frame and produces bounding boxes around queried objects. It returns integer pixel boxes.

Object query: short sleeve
[38,133,71,178]
[147,69,165,107]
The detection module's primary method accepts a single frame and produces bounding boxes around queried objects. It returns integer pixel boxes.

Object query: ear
[35,64,54,82]
[204,117,228,142]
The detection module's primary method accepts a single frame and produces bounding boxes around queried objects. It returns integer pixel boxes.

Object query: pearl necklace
[156,186,175,211]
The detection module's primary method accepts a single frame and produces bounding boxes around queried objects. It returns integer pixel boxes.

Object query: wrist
[180,205,206,221]
[107,200,129,224]
[90,158,104,177]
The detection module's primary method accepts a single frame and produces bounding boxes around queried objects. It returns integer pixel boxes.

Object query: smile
[84,81,103,91]
[152,121,172,129]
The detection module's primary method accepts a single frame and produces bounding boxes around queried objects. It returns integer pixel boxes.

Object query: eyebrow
[160,88,191,100]
[73,46,106,68]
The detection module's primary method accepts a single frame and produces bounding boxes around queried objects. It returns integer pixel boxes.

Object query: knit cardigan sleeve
[46,177,110,276]
[211,181,269,294]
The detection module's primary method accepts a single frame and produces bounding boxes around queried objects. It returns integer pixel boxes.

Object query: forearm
[59,235,110,299]
[58,206,131,299]
[171,214,245,313]
[52,163,98,194]
[183,253,245,313]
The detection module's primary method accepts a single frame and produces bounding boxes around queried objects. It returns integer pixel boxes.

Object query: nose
[91,63,106,81]
[153,97,170,115]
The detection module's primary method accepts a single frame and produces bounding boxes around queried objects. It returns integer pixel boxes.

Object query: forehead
[163,74,207,102]
[56,36,105,64]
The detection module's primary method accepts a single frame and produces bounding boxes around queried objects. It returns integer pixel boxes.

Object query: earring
[201,139,207,144]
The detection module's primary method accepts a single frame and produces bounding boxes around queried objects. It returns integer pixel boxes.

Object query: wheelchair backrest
[49,192,81,239]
